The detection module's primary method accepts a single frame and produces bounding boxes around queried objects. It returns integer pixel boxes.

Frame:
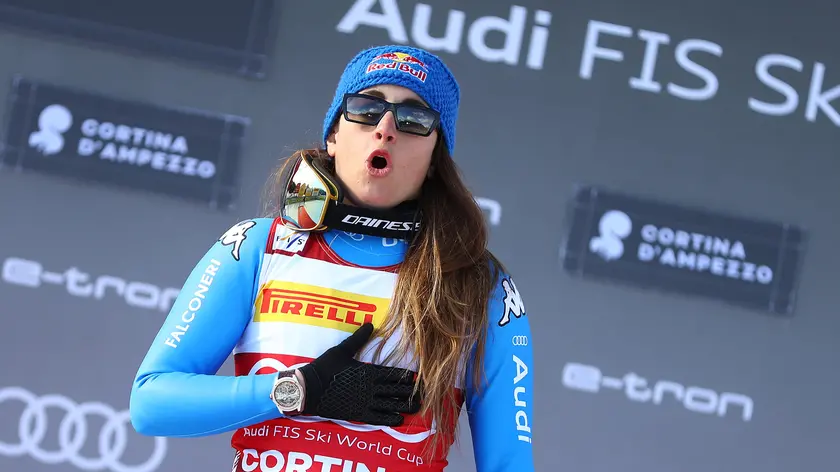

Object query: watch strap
[276,370,296,380]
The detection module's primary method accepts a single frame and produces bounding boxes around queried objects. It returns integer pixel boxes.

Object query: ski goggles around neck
[342,93,440,137]
[281,153,338,232]
[280,153,422,239]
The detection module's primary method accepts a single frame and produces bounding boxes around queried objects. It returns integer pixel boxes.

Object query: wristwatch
[270,370,304,416]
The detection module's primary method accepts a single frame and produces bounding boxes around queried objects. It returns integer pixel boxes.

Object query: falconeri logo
[27,103,217,179]
[589,210,775,284]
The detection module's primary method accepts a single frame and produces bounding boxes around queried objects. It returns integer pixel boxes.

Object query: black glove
[299,323,422,426]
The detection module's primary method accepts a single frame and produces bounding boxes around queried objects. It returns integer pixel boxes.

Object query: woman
[129,44,535,472]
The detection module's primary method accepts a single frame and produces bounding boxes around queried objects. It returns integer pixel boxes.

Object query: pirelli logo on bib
[254,281,390,331]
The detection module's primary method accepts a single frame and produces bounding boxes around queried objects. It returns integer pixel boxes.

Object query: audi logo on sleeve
[561,185,806,315]
[0,386,167,472]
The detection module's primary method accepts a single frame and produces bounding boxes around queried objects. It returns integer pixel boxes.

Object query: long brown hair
[262,139,504,457]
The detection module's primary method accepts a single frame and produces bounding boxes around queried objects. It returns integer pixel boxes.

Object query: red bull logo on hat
[366,52,428,82]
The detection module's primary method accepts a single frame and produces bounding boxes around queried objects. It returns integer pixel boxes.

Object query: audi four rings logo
[512,335,528,346]
[0,386,167,472]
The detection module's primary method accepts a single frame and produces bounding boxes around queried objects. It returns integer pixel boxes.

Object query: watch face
[274,379,301,409]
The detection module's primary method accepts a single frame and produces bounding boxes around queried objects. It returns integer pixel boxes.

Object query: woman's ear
[326,132,337,157]
[326,120,341,157]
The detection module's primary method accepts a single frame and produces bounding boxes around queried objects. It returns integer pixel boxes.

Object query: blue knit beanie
[322,45,460,155]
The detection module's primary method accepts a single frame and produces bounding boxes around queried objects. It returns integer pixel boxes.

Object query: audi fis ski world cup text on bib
[562,186,806,315]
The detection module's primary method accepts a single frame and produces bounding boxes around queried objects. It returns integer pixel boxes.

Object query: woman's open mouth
[366,149,392,177]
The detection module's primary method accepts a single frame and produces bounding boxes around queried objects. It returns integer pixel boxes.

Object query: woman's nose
[374,111,398,144]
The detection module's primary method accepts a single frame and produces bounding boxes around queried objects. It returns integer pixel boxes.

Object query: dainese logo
[253,281,390,332]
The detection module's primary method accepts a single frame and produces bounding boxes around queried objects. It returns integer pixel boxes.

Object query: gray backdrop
[1,1,837,471]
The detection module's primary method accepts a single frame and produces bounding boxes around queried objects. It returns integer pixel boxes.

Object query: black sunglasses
[342,93,440,137]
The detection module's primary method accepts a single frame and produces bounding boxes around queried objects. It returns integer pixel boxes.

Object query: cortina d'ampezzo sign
[562,185,806,315]
[1,76,249,210]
